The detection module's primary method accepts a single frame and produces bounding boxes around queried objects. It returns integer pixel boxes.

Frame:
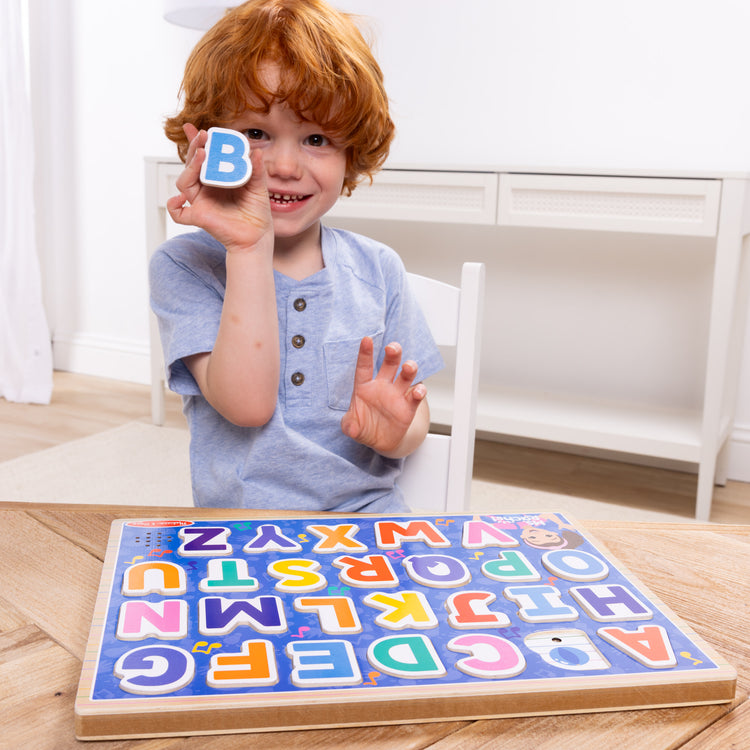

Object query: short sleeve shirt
[149,225,444,512]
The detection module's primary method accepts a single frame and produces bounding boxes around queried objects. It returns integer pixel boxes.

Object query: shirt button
[291,372,305,386]
[291,334,305,349]
[293,298,306,312]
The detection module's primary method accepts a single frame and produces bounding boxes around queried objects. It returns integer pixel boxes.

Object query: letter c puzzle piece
[448,634,527,679]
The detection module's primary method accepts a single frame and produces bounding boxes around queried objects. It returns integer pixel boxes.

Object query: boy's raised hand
[166,124,274,255]
[341,337,430,458]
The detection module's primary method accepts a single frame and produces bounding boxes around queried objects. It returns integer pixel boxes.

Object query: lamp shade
[163,0,243,30]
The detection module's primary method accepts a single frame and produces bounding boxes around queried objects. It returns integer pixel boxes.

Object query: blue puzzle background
[90,513,719,700]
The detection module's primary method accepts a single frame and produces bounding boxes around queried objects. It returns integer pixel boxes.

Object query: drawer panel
[329,170,499,224]
[498,174,721,236]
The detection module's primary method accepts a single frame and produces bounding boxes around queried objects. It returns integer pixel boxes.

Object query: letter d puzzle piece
[200,128,252,188]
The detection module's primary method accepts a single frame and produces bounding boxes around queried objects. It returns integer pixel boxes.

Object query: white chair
[145,160,484,514]
[397,263,485,514]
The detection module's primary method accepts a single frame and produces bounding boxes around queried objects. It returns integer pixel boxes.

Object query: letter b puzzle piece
[200,127,252,188]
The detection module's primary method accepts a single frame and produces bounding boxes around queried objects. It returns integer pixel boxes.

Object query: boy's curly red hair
[164,0,394,195]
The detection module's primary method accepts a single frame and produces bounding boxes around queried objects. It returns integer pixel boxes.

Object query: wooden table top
[1,502,748,749]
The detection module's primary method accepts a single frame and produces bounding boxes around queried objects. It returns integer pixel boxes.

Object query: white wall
[27,0,750,479]
[29,0,202,381]
[338,0,750,173]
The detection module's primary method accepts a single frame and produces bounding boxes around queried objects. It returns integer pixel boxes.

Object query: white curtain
[0,0,53,403]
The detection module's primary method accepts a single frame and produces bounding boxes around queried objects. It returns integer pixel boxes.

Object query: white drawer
[498,174,721,236]
[329,170,499,225]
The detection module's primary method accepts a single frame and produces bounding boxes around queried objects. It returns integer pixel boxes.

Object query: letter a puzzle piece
[200,127,252,188]
[597,625,678,669]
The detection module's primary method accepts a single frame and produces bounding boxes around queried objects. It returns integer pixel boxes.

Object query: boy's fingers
[391,358,419,398]
[399,359,418,383]
[183,123,204,165]
[352,336,375,390]
[410,382,427,402]
[376,342,402,382]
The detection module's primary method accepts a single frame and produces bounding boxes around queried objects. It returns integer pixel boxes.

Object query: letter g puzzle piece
[200,127,252,188]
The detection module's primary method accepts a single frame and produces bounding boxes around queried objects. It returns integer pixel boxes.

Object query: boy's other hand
[341,337,429,458]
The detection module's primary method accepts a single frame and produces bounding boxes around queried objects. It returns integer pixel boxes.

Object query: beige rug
[0,423,193,507]
[0,422,694,521]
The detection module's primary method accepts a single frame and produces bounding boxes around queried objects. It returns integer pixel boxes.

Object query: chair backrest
[398,263,485,513]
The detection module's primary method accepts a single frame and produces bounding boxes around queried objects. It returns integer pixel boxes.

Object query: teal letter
[367,634,447,679]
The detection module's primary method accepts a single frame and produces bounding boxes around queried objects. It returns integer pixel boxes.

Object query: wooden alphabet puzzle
[75,513,736,739]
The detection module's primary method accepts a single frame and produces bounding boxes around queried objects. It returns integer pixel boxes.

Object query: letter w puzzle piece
[75,513,736,739]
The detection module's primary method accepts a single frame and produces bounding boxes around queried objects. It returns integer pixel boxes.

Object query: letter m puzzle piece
[200,127,252,188]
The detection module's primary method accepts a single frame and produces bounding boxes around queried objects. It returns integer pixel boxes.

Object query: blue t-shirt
[149,225,444,512]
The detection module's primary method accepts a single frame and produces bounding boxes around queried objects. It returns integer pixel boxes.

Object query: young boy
[150,0,443,512]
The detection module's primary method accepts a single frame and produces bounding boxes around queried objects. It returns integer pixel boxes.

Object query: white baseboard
[52,333,151,385]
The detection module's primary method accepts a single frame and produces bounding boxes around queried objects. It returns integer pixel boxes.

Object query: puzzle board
[75,513,736,739]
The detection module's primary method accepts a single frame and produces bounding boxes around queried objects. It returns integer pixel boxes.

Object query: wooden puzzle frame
[75,513,736,740]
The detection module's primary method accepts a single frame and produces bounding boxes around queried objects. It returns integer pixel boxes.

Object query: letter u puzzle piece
[75,513,736,740]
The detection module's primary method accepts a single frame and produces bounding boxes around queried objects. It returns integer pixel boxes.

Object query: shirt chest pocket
[323,330,384,410]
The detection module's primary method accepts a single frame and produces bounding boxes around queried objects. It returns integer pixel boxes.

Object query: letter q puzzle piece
[200,127,252,188]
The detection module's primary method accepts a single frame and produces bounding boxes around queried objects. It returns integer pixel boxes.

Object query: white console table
[145,157,750,521]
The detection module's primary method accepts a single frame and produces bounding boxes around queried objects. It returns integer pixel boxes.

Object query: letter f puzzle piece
[200,127,252,188]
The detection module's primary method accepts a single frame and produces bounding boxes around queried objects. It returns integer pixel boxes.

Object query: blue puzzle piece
[200,127,252,188]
